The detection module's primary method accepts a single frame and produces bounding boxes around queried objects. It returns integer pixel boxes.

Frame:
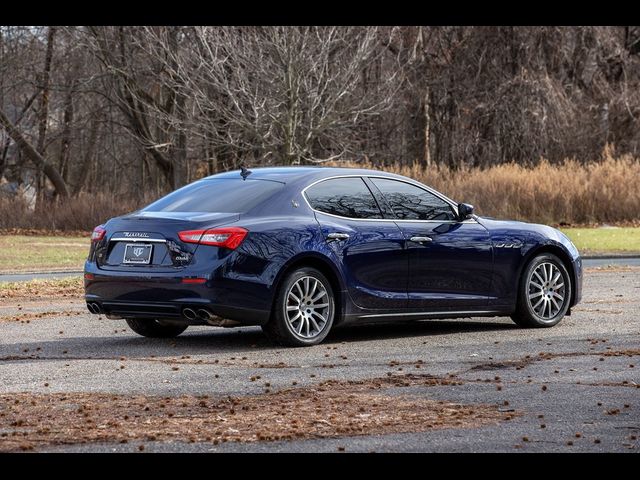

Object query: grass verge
[560,227,640,256]
[0,236,88,273]
[0,226,637,276]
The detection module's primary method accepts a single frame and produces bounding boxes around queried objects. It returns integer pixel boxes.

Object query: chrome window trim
[301,174,477,224]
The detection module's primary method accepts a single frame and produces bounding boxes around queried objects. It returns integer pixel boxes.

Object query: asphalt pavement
[0,265,638,452]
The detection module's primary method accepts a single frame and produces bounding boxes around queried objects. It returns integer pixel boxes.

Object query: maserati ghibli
[84,167,582,346]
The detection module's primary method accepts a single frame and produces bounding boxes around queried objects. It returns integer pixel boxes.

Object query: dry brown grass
[333,151,640,225]
[1,153,639,230]
[0,193,145,232]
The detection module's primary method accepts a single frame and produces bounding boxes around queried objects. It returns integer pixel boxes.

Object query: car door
[368,177,493,310]
[304,176,408,310]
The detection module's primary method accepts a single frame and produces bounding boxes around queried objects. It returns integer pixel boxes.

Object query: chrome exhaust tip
[197,308,213,321]
[182,308,197,320]
[87,302,101,314]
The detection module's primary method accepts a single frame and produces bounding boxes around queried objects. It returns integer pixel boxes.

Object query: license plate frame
[122,243,153,265]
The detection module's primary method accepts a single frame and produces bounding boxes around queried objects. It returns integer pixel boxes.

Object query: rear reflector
[178,227,248,250]
[182,278,206,284]
[84,273,94,280]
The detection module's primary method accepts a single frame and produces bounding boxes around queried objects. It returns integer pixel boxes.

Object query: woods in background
[1,26,640,204]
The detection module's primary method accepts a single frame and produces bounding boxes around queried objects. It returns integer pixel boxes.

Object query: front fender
[478,218,582,308]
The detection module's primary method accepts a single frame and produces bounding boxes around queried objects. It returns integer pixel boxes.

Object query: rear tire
[511,253,572,328]
[125,319,188,338]
[262,267,335,347]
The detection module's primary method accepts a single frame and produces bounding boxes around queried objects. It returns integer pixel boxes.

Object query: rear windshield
[142,179,284,213]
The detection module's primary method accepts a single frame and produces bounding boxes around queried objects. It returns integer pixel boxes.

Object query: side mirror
[458,203,474,220]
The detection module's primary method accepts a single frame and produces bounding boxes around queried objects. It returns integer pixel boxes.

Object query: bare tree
[0,107,69,196]
[139,26,403,167]
[2,25,640,205]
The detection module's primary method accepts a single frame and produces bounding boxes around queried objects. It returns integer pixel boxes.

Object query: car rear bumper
[83,263,271,325]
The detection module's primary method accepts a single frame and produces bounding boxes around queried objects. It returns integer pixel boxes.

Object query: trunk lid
[96,211,240,272]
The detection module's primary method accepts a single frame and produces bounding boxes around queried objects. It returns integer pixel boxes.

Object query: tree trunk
[0,28,4,179]
[119,87,174,186]
[72,116,100,196]
[421,87,431,167]
[35,26,57,197]
[59,79,76,182]
[0,89,41,179]
[0,108,69,197]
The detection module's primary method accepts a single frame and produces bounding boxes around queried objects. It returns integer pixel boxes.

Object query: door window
[305,177,383,219]
[369,178,456,221]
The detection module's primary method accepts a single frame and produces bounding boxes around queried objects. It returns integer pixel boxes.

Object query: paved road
[0,267,638,452]
[582,257,640,267]
[0,270,83,282]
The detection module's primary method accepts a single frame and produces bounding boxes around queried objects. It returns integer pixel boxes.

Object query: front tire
[262,267,335,347]
[511,253,572,328]
[125,319,188,338]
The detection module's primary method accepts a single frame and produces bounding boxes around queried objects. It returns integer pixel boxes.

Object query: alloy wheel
[526,262,567,321]
[284,276,331,339]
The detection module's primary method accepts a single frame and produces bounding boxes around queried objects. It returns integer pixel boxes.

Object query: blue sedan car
[84,167,583,346]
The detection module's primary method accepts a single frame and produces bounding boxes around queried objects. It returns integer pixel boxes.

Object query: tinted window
[370,178,456,221]
[142,179,284,213]
[305,177,382,219]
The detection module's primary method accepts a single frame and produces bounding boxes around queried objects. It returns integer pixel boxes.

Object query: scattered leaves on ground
[0,277,83,301]
[0,373,509,452]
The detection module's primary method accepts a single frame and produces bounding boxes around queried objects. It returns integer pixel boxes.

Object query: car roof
[203,166,410,184]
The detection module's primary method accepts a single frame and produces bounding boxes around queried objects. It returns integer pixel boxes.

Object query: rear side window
[142,179,284,213]
[305,177,383,219]
[369,178,456,221]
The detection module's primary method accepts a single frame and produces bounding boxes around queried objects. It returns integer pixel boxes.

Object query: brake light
[91,225,106,242]
[178,227,248,250]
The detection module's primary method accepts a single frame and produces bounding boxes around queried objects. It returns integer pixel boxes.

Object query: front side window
[305,177,383,219]
[369,178,456,221]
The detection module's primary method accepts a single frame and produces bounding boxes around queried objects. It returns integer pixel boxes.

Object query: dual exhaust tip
[87,302,102,314]
[183,307,213,322]
[87,303,212,321]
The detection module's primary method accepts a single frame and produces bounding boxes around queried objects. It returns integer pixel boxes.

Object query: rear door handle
[326,232,350,241]
[409,236,433,244]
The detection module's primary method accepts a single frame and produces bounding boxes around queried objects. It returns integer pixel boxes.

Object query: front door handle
[409,236,433,244]
[327,232,350,241]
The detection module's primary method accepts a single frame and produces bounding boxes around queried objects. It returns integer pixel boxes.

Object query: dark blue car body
[84,167,582,330]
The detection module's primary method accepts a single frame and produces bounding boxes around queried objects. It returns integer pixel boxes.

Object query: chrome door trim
[359,310,499,319]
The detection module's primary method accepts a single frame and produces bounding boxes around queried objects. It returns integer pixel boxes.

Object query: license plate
[122,244,153,264]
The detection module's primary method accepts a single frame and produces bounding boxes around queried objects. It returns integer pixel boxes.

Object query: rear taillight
[178,227,248,250]
[91,225,106,242]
